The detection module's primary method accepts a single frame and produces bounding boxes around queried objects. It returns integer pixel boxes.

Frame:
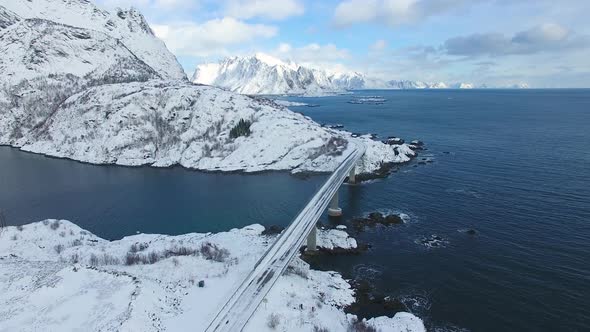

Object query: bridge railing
[205,141,366,332]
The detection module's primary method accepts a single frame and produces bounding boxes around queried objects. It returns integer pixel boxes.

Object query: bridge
[205,142,366,332]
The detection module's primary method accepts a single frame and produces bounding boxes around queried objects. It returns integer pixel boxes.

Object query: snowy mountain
[0,1,414,175]
[193,54,528,95]
[192,53,377,95]
[0,0,186,80]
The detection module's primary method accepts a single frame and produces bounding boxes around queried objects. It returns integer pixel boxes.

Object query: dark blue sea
[1,89,589,331]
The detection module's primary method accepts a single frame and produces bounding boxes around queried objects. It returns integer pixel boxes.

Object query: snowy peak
[252,53,299,71]
[191,55,511,95]
[0,0,185,80]
[192,54,365,95]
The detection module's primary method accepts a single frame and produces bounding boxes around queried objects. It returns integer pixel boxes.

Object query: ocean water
[1,89,589,331]
[284,89,590,331]
[0,149,326,239]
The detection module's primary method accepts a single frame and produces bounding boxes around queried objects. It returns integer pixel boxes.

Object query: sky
[95,0,590,87]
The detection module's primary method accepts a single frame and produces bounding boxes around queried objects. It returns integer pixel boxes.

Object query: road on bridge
[205,142,366,332]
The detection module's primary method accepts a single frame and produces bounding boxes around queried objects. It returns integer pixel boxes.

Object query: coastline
[0,220,425,331]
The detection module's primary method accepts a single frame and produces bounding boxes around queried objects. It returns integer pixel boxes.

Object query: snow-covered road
[206,143,366,331]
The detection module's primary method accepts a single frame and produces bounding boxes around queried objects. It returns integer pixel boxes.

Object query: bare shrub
[89,253,119,266]
[59,231,66,237]
[285,264,308,279]
[129,242,149,253]
[146,251,160,264]
[17,225,24,232]
[50,220,61,230]
[314,326,330,332]
[89,253,99,266]
[43,220,49,226]
[54,244,65,254]
[267,313,281,329]
[164,246,196,257]
[172,258,179,266]
[125,246,198,266]
[10,234,18,241]
[71,239,83,246]
[125,252,141,266]
[100,253,120,265]
[199,242,230,262]
[70,253,80,264]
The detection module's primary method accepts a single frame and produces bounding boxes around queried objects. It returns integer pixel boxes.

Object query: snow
[0,220,425,332]
[193,63,221,85]
[0,0,415,176]
[1,76,414,174]
[191,54,505,95]
[191,54,358,96]
[0,0,186,80]
[317,228,357,250]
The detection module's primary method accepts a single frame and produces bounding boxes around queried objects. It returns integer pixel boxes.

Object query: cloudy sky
[96,0,590,87]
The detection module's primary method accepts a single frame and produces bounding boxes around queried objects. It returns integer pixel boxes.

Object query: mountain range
[192,53,529,95]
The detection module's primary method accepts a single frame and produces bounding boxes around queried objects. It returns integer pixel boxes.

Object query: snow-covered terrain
[0,2,414,175]
[0,220,425,332]
[192,53,522,95]
[0,0,185,80]
[2,78,414,174]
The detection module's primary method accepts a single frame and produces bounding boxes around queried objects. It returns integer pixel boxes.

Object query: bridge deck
[205,143,366,332]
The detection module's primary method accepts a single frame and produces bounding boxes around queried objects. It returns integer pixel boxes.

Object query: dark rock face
[301,243,370,256]
[346,279,408,319]
[383,137,404,145]
[351,212,404,230]
[411,140,424,146]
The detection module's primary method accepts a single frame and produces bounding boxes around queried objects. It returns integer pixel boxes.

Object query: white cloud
[153,18,277,56]
[274,42,350,70]
[225,0,304,20]
[370,39,387,51]
[444,23,589,56]
[333,0,470,27]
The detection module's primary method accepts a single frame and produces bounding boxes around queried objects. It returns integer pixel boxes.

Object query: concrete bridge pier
[327,191,343,217]
[348,166,356,184]
[306,225,317,252]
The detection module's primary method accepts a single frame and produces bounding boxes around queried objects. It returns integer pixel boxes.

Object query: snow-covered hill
[0,1,414,175]
[10,80,413,173]
[0,0,186,80]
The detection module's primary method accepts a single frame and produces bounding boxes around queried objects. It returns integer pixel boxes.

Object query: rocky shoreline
[0,220,425,332]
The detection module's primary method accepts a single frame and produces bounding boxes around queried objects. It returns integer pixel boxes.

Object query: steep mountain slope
[0,15,159,83]
[0,0,185,80]
[192,53,375,95]
[0,5,161,146]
